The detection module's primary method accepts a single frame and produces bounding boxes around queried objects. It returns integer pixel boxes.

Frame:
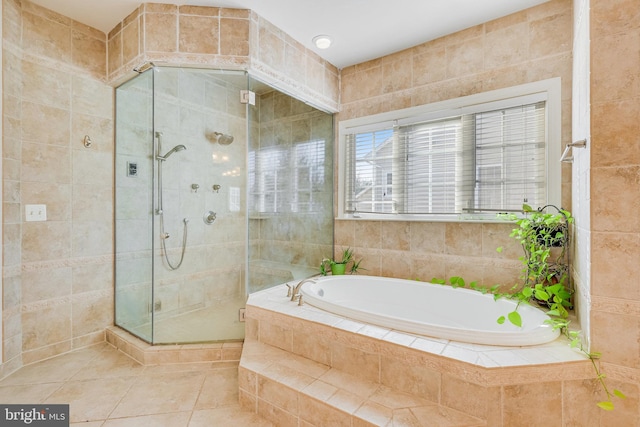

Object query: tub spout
[290,274,321,302]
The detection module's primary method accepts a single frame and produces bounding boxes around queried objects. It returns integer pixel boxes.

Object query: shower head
[158,144,186,161]
[213,132,234,145]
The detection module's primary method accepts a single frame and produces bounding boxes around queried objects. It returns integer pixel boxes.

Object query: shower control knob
[161,232,170,239]
[204,211,217,225]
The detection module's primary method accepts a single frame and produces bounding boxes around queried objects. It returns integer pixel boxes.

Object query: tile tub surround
[240,340,487,427]
[241,284,601,426]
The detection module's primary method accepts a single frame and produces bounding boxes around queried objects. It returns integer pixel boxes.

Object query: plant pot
[532,224,566,247]
[331,263,347,275]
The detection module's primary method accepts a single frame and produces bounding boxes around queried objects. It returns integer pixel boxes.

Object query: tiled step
[239,340,486,427]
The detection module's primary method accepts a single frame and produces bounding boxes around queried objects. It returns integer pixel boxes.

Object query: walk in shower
[115,66,333,344]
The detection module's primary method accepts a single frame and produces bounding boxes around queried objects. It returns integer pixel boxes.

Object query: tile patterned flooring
[0,343,273,426]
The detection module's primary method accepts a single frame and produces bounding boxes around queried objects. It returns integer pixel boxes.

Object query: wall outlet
[25,204,47,222]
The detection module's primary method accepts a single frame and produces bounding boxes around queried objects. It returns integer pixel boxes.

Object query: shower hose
[160,214,188,270]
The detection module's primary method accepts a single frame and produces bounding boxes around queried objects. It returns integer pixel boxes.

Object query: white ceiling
[29,0,549,69]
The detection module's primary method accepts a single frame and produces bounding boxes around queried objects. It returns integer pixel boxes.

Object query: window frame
[337,78,562,222]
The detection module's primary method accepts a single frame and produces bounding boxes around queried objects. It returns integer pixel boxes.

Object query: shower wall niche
[115,67,333,345]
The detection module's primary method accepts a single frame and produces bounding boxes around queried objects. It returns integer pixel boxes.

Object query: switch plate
[25,204,47,222]
[127,161,138,177]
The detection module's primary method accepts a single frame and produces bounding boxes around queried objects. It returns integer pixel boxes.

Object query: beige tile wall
[2,0,112,374]
[106,4,339,113]
[589,0,640,405]
[336,0,574,288]
[249,13,339,112]
[335,0,640,420]
[107,4,252,83]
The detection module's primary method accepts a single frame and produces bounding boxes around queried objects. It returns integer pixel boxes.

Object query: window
[339,79,561,221]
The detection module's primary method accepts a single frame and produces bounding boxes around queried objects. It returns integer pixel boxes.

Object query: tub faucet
[290,274,321,302]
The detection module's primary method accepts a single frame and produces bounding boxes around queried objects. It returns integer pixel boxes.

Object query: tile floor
[0,343,273,426]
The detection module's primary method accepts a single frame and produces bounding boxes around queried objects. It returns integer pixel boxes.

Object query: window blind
[343,101,546,216]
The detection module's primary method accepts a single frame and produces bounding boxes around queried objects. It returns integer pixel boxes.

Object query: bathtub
[299,275,559,346]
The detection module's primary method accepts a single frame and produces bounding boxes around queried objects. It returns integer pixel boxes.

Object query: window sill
[336,212,519,223]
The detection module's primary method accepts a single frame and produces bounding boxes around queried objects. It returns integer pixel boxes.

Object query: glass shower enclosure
[114,66,333,344]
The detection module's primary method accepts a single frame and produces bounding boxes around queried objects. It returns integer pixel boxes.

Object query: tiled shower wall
[335,0,573,287]
[2,0,113,373]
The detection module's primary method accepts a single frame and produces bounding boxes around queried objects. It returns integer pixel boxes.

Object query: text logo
[1,405,69,426]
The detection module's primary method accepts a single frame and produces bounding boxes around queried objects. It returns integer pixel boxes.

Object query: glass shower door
[150,67,249,344]
[114,69,155,342]
[115,67,249,344]
[246,77,334,293]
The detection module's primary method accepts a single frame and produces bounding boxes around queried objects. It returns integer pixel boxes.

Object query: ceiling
[30,0,549,69]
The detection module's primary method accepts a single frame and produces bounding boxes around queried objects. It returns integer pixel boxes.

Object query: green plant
[502,204,573,312]
[433,205,626,410]
[320,247,363,275]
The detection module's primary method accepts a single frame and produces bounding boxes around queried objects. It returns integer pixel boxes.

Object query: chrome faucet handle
[286,284,293,297]
[290,274,320,301]
[297,295,304,306]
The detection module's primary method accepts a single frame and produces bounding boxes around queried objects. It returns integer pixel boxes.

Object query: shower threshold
[106,326,243,365]
[124,296,247,345]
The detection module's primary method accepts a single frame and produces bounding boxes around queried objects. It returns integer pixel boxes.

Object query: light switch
[25,204,47,222]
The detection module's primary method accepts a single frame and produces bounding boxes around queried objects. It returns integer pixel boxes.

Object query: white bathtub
[299,275,559,346]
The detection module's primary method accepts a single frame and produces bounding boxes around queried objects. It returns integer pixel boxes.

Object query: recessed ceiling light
[312,35,332,49]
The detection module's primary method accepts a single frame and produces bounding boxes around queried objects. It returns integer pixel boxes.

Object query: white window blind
[343,101,547,216]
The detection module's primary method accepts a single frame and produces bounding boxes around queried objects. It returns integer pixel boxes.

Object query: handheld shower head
[158,144,186,161]
[213,132,234,145]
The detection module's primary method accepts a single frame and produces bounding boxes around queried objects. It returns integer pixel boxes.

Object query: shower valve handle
[161,232,170,239]
[204,211,217,225]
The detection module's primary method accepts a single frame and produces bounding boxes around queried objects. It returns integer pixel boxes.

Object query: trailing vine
[432,205,626,410]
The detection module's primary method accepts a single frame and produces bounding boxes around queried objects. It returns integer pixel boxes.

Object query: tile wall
[334,0,640,421]
[336,0,573,289]
[588,0,640,417]
[106,4,339,112]
[2,0,113,374]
